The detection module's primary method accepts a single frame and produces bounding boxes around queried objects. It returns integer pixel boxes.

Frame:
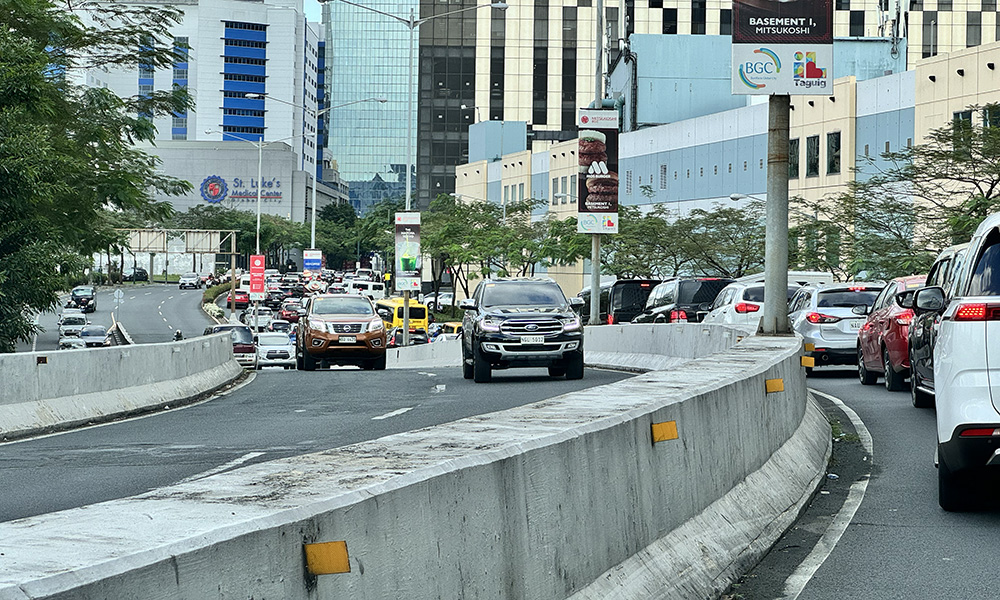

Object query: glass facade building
[323,0,414,214]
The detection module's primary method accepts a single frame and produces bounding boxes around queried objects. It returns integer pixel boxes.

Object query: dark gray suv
[460,278,585,383]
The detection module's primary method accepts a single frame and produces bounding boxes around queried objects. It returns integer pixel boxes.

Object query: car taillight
[734,303,760,314]
[952,303,1000,321]
[806,312,841,324]
[960,427,1000,437]
[669,310,688,323]
[607,314,615,325]
[893,309,914,326]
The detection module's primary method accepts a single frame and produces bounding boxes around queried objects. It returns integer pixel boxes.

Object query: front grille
[329,323,363,334]
[499,318,562,335]
[266,351,290,359]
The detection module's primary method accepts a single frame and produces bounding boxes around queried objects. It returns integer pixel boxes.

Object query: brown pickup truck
[296,294,387,371]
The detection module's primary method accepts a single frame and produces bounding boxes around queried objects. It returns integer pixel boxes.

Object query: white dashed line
[144,292,152,295]
[372,407,414,420]
[129,296,136,300]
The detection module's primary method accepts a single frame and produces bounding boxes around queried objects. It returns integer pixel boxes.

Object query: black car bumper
[940,425,1000,473]
[808,348,856,366]
[476,331,583,368]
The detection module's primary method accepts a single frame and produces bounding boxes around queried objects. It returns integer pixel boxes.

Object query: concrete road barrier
[0,334,243,441]
[0,325,828,600]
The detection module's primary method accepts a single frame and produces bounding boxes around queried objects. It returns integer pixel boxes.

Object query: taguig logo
[793,51,828,88]
[739,47,781,90]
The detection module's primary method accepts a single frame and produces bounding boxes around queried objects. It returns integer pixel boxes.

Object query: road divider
[0,334,243,441]
[0,324,828,600]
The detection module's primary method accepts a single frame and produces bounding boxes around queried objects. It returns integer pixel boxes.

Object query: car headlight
[367,318,384,332]
[480,317,501,332]
[560,315,581,331]
[309,320,326,332]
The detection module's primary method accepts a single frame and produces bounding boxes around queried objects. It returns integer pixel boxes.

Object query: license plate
[338,336,357,343]
[847,320,864,331]
[520,335,545,344]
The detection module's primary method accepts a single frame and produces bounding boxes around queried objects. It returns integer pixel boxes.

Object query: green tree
[1,0,191,352]
[674,200,766,278]
[792,104,1000,280]
[318,202,357,228]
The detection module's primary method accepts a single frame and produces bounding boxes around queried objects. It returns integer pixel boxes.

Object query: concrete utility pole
[759,95,791,335]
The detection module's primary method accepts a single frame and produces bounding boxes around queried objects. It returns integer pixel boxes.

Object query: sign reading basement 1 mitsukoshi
[731,0,833,95]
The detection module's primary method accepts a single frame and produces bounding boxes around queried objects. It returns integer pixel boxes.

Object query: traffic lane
[112,284,213,343]
[0,366,632,523]
[730,367,1000,600]
[16,290,115,353]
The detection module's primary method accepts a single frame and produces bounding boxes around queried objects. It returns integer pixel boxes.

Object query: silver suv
[788,283,883,371]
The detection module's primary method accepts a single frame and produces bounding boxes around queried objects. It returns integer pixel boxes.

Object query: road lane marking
[418,372,438,377]
[372,407,414,420]
[145,292,151,295]
[129,296,136,300]
[780,389,873,600]
[175,451,266,484]
[168,296,174,300]
[432,385,446,393]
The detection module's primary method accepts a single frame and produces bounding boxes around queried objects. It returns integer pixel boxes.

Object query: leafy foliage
[0,0,191,352]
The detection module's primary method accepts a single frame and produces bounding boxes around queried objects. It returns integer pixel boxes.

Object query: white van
[238,274,252,291]
[348,280,385,300]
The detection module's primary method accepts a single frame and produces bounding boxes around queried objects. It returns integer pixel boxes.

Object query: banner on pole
[394,213,421,292]
[577,109,619,234]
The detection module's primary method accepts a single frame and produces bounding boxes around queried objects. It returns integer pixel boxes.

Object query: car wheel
[462,346,474,380]
[938,458,971,512]
[910,364,934,409]
[301,349,317,371]
[372,353,387,371]
[858,346,877,385]
[548,366,566,377]
[883,348,906,392]
[473,341,492,383]
[565,352,585,380]
[295,348,304,370]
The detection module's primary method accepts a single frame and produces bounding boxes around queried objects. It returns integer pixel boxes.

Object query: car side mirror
[851,305,869,316]
[698,302,711,312]
[895,290,915,309]
[914,286,946,313]
[569,297,585,308]
[459,298,477,310]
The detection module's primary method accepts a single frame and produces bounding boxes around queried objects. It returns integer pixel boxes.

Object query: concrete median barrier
[0,324,829,600]
[0,334,243,441]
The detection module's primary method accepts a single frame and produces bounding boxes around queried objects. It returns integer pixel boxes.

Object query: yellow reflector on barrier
[765,379,785,393]
[801,356,815,367]
[305,541,351,575]
[651,421,679,443]
[804,343,815,352]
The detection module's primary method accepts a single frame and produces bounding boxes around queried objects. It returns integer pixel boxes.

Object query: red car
[857,274,927,391]
[226,289,250,310]
[279,301,304,323]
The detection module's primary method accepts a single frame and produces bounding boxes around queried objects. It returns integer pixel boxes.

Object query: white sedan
[255,332,295,369]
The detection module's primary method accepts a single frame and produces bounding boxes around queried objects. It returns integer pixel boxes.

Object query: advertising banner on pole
[577,109,619,234]
[394,212,421,292]
[303,249,322,273]
[249,254,265,301]
[731,0,833,95]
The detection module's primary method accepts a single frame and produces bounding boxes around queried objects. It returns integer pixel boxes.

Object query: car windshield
[481,282,567,307]
[742,285,801,303]
[62,316,87,326]
[81,326,106,336]
[258,333,289,345]
[311,296,375,315]
[817,288,881,308]
[677,279,731,304]
[72,288,93,296]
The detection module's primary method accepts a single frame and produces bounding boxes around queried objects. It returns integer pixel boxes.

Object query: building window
[223,21,268,31]
[835,0,849,8]
[172,115,187,129]
[660,164,668,189]
[849,10,864,36]
[570,175,577,202]
[560,176,568,203]
[552,177,558,205]
[789,138,800,178]
[518,182,524,201]
[937,0,951,10]
[625,170,633,194]
[806,135,820,177]
[663,8,678,34]
[985,105,1000,128]
[827,131,841,174]
[720,9,732,35]
[224,39,267,48]
[967,11,981,47]
[138,84,153,96]
[224,56,267,66]
[922,11,938,57]
[954,110,974,153]
[691,0,706,34]
[172,132,186,140]
[649,0,662,7]
[504,185,509,207]
[139,66,154,79]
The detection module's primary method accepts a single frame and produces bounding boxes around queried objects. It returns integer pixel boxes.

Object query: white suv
[914,212,1000,511]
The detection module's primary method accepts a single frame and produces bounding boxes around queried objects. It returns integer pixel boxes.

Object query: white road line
[129,296,136,300]
[432,385,446,393]
[780,389,874,600]
[162,317,168,322]
[168,296,174,300]
[144,292,152,295]
[372,407,414,420]
[175,451,266,485]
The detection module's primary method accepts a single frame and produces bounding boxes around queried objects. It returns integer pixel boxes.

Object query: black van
[632,277,734,324]
[578,280,662,324]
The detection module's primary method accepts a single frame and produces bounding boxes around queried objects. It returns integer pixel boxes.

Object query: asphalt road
[16,284,214,352]
[728,367,1000,600]
[0,366,630,523]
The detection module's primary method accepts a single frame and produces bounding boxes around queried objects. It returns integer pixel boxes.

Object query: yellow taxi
[374,296,430,333]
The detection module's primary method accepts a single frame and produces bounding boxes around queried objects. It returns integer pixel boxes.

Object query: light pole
[244,94,387,248]
[330,0,508,211]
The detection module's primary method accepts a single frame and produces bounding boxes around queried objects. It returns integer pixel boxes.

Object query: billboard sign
[732,0,833,95]
[249,254,265,301]
[303,249,322,272]
[394,212,421,292]
[577,109,619,234]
